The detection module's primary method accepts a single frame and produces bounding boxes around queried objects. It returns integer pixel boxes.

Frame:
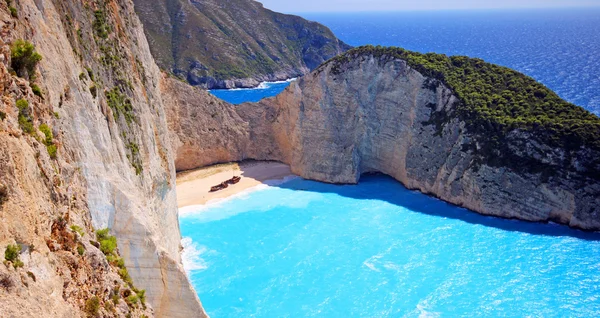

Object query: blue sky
[257,0,600,12]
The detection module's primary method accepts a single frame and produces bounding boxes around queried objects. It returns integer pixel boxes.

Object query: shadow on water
[241,168,600,241]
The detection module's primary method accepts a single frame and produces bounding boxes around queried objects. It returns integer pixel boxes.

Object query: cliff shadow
[263,172,600,242]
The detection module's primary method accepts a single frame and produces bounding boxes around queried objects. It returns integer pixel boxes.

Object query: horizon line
[278,5,600,14]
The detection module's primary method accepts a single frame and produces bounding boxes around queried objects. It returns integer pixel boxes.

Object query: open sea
[190,9,600,317]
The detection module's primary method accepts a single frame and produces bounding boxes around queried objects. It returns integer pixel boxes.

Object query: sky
[257,0,600,13]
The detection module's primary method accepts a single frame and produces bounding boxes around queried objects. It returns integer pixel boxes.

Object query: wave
[181,237,209,272]
[209,78,297,92]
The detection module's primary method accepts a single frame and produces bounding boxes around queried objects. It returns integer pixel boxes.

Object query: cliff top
[321,45,600,151]
[133,0,350,87]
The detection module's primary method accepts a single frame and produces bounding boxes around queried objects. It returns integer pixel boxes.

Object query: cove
[179,175,600,317]
[208,80,293,105]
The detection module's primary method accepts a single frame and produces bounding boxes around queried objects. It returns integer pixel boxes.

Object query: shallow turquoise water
[180,175,600,317]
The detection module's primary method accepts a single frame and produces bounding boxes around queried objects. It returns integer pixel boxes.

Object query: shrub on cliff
[31,83,42,98]
[84,296,100,316]
[93,10,109,39]
[16,99,34,134]
[70,225,85,237]
[105,87,134,124]
[4,244,23,268]
[324,45,600,152]
[96,228,117,255]
[10,40,42,80]
[39,123,57,159]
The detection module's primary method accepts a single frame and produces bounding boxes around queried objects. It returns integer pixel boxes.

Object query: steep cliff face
[162,76,250,171]
[133,0,351,89]
[0,0,205,316]
[168,49,600,231]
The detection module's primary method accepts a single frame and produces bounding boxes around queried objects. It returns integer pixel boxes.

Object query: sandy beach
[176,161,293,208]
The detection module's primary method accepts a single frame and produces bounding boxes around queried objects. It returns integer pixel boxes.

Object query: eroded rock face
[0,0,205,316]
[161,76,249,171]
[168,54,600,231]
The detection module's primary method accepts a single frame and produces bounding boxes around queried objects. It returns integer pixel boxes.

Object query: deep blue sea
[211,9,600,114]
[181,176,600,317]
[189,9,600,317]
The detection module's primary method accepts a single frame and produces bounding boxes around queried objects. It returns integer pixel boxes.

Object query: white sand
[176,161,293,208]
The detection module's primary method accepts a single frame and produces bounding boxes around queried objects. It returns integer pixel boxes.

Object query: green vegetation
[325,46,600,152]
[10,40,42,79]
[133,0,349,85]
[93,10,109,39]
[70,225,85,237]
[47,144,57,159]
[126,288,146,309]
[84,296,100,317]
[77,244,85,256]
[85,67,94,81]
[9,6,16,18]
[39,124,53,146]
[105,87,134,125]
[30,83,42,98]
[96,228,139,292]
[89,85,97,98]
[96,228,117,255]
[39,123,57,159]
[0,111,5,120]
[16,99,33,134]
[111,287,120,304]
[4,244,23,269]
[126,142,142,175]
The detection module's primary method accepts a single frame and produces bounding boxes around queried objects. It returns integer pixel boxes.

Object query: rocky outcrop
[168,51,600,231]
[161,76,249,171]
[0,0,205,316]
[132,0,351,89]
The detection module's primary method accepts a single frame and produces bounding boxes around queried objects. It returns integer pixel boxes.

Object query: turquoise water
[180,176,600,317]
[209,80,293,105]
[187,10,600,316]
